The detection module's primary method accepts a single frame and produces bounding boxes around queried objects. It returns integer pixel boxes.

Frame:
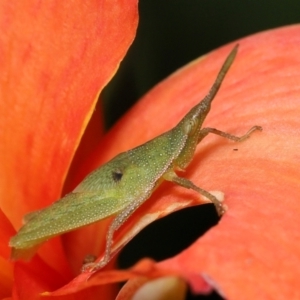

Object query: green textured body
[9,45,262,269]
[9,107,205,257]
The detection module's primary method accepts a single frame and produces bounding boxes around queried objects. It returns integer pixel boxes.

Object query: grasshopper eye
[183,117,198,136]
[112,169,123,182]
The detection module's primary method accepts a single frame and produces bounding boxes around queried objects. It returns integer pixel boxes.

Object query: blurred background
[100,1,300,298]
[102,0,300,129]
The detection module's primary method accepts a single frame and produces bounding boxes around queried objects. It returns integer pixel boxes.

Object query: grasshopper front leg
[199,125,262,143]
[82,193,151,272]
[165,126,262,216]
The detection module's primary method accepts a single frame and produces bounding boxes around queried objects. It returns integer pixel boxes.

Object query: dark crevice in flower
[118,204,220,268]
[186,287,224,300]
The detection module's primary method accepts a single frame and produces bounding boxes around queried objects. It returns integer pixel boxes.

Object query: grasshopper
[9,45,262,272]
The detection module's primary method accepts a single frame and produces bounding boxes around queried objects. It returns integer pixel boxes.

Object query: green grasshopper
[9,45,262,272]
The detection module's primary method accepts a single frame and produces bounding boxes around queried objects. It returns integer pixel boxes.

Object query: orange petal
[61,25,300,298]
[0,0,138,297]
[126,25,300,298]
[0,0,138,228]
[0,209,15,297]
[44,259,177,296]
[14,258,118,300]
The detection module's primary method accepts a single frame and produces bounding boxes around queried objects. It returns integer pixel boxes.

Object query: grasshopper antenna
[203,44,239,108]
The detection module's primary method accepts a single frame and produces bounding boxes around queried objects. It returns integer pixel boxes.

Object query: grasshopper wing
[10,191,128,260]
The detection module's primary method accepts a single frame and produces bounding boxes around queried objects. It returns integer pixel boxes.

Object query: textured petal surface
[45,259,179,296]
[0,0,138,298]
[0,209,15,298]
[0,0,138,227]
[60,25,300,299]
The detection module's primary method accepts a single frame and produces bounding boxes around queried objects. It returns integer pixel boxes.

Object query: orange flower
[57,25,300,300]
[1,1,300,299]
